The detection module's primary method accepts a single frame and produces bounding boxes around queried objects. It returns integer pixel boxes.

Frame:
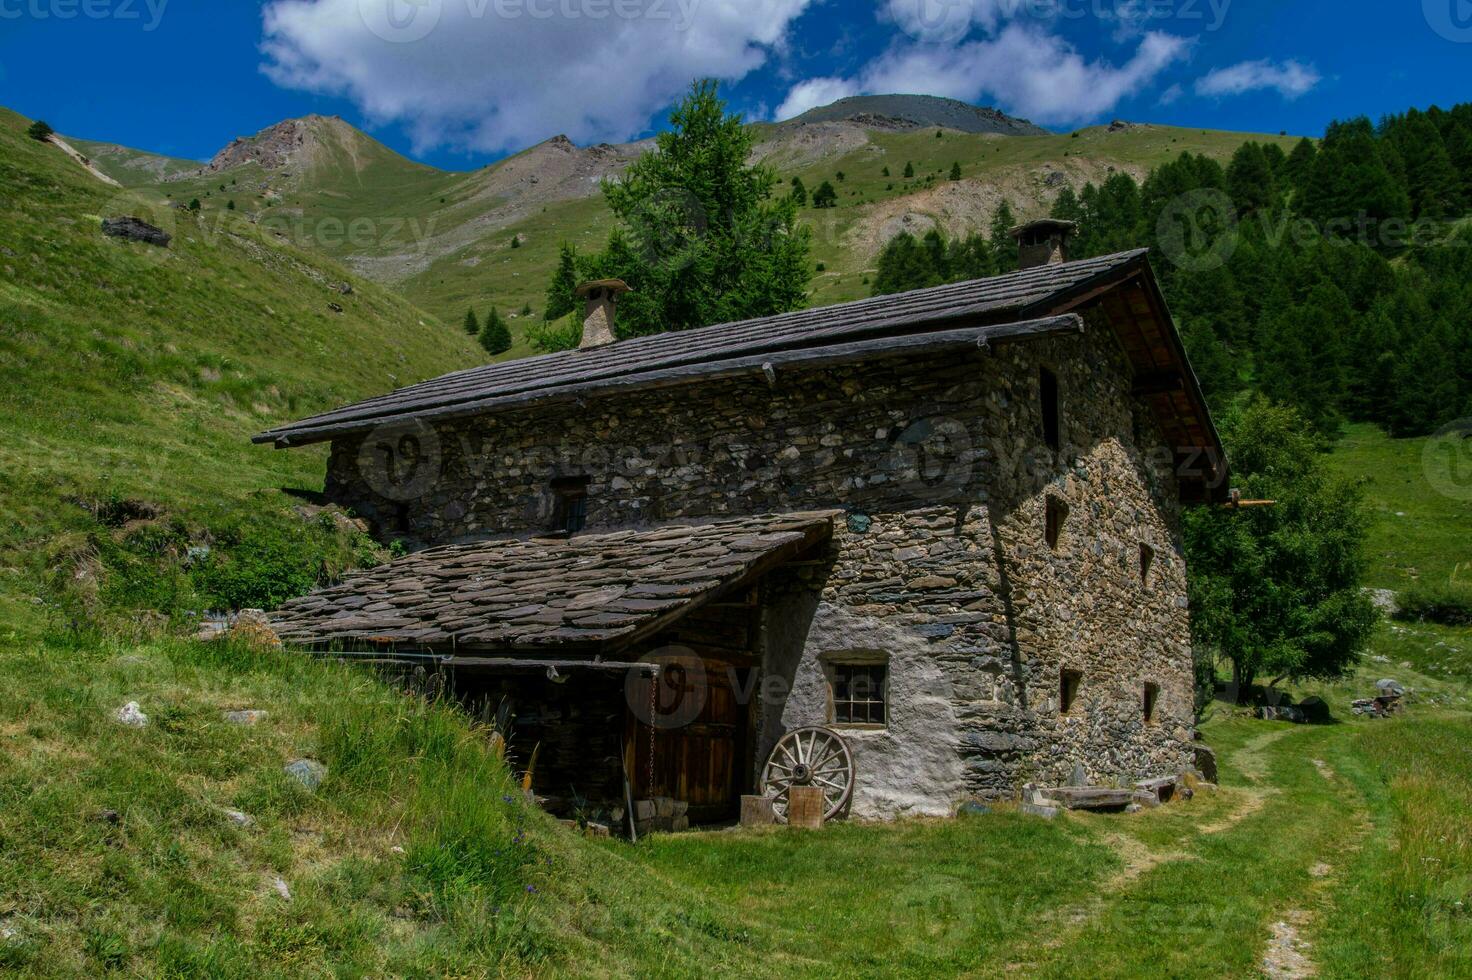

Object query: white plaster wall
[764,601,966,820]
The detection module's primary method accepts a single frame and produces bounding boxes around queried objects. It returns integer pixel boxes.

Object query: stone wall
[323,307,1195,815]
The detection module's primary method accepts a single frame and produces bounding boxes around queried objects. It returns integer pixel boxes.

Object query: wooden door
[626,651,752,821]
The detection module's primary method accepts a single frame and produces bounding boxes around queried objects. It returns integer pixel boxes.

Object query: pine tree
[1285,137,1317,193]
[812,181,838,209]
[479,308,512,355]
[1226,142,1278,215]
[188,198,201,212]
[1446,123,1472,209]
[227,200,236,211]
[1299,118,1410,240]
[543,243,580,321]
[573,80,811,336]
[902,161,915,179]
[463,308,480,336]
[26,120,53,142]
[881,166,890,177]
[949,161,962,181]
[989,198,1012,248]
[790,176,807,206]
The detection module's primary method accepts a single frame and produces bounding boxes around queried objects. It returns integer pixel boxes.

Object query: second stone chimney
[574,279,631,349]
[1008,219,1078,271]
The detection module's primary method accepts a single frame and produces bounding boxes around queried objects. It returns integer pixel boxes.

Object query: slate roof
[269,512,837,654]
[256,249,1148,448]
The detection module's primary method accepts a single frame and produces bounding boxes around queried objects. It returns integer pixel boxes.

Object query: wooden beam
[1132,369,1184,397]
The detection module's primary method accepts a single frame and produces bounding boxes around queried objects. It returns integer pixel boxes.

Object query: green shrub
[190,513,382,611]
[27,120,53,142]
[1398,579,1472,626]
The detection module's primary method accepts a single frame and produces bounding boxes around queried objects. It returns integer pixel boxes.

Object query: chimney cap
[1007,218,1078,241]
[575,278,632,298]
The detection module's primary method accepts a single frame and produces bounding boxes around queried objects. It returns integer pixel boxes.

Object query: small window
[1060,669,1082,715]
[832,664,887,725]
[1040,366,1061,451]
[1143,682,1160,724]
[550,476,590,534]
[1045,496,1068,550]
[1139,543,1156,587]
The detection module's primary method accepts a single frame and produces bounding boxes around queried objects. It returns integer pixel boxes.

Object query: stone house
[258,224,1226,823]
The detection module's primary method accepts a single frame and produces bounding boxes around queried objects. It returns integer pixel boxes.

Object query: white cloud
[773,77,861,121]
[882,0,1006,43]
[776,25,1191,128]
[1195,59,1320,100]
[260,0,813,154]
[1157,82,1183,106]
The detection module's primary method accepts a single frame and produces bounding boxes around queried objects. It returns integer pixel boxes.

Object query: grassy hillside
[100,112,1298,357]
[0,107,481,636]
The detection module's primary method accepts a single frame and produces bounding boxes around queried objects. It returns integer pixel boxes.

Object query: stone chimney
[574,279,631,349]
[1008,219,1078,271]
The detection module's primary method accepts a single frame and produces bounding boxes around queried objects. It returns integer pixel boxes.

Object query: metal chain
[647,670,657,799]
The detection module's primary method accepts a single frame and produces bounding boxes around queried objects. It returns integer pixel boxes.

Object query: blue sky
[0,0,1467,170]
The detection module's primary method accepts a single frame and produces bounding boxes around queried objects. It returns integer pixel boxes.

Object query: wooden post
[787,786,825,829]
[740,795,776,827]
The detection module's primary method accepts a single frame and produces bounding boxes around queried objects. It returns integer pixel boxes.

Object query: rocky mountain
[781,94,1049,136]
[77,96,1297,355]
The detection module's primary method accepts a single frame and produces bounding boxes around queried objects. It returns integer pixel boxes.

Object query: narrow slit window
[550,476,590,535]
[1140,543,1156,587]
[1144,682,1160,724]
[1040,366,1061,451]
[1060,669,1082,715]
[1045,497,1068,550]
[832,663,887,725]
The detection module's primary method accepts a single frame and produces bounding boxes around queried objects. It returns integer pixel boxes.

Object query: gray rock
[1193,744,1218,783]
[1365,588,1399,617]
[270,876,291,900]
[223,808,254,828]
[101,216,170,246]
[957,801,991,817]
[1068,763,1089,787]
[224,710,268,726]
[284,758,327,791]
[1019,801,1059,819]
[114,702,148,727]
[1376,679,1406,697]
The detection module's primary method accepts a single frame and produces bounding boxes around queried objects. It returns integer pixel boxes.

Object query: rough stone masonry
[319,310,1195,818]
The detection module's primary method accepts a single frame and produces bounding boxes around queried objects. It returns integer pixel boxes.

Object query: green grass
[1327,423,1472,592]
[0,106,482,635]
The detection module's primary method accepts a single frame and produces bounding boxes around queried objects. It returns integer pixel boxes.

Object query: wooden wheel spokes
[760,726,854,824]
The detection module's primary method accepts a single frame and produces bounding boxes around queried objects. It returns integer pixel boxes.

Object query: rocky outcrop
[101,216,170,247]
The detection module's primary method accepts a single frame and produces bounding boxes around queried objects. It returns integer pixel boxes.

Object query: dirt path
[46,134,123,188]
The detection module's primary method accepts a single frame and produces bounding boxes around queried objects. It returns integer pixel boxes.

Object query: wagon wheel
[761,726,854,824]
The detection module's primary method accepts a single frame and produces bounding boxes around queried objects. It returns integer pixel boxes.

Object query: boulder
[1376,679,1406,697]
[224,709,268,726]
[1298,696,1331,724]
[101,216,170,247]
[1193,744,1218,783]
[284,758,327,791]
[114,702,148,727]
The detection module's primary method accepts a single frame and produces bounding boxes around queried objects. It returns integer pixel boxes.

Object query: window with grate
[550,476,590,534]
[832,664,887,725]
